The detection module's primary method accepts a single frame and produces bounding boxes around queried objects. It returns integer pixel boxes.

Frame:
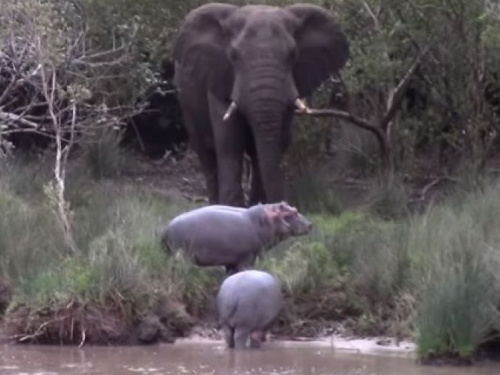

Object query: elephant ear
[173,3,237,97]
[286,4,350,98]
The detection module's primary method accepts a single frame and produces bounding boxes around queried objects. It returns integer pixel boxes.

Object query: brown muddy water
[1,338,500,375]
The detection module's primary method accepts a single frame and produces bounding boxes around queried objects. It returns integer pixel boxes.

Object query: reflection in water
[0,341,499,375]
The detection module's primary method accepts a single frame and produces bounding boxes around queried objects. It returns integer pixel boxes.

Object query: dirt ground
[121,150,209,203]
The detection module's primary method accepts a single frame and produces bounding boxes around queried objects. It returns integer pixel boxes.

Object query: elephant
[173,3,350,206]
[161,201,312,275]
[217,270,283,349]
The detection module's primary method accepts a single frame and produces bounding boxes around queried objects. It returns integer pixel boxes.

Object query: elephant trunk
[240,63,296,203]
[248,97,287,203]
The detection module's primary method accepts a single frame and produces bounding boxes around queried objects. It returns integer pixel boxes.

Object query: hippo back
[162,206,263,266]
[217,270,283,329]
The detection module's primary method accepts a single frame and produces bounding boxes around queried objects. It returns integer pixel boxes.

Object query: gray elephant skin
[217,270,283,349]
[173,3,350,206]
[161,202,312,275]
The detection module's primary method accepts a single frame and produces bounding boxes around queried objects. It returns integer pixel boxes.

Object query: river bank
[178,326,416,357]
[3,156,500,364]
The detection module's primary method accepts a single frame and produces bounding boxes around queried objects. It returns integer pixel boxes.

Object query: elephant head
[174,3,349,204]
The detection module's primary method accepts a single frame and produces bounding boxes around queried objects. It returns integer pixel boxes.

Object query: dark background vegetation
[1,0,500,364]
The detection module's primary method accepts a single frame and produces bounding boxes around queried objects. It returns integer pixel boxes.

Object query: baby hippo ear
[264,206,290,228]
[264,206,280,220]
[278,201,298,215]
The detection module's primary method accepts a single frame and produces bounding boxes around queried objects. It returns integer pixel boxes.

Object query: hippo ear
[263,206,284,227]
[265,207,280,219]
[276,201,298,215]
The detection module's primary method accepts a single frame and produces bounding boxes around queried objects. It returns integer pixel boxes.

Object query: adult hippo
[217,270,283,349]
[161,201,312,275]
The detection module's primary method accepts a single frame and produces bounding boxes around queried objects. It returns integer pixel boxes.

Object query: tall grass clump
[78,127,126,181]
[286,163,341,214]
[0,162,68,289]
[366,176,411,220]
[2,182,178,307]
[409,182,500,361]
[325,215,412,336]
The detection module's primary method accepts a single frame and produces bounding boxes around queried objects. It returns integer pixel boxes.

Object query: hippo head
[265,201,313,239]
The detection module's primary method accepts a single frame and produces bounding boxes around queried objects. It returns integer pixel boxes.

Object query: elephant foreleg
[216,154,245,206]
[208,92,246,207]
[196,148,218,204]
[178,101,219,204]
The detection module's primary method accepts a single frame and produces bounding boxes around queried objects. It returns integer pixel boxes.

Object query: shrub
[409,182,500,361]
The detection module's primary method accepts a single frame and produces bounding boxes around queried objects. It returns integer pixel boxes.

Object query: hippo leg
[261,316,279,342]
[249,330,262,349]
[223,325,235,348]
[225,264,238,276]
[260,329,267,342]
[231,255,256,275]
[234,327,250,349]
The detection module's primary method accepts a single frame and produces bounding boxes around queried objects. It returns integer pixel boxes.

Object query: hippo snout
[300,215,313,233]
[290,214,313,235]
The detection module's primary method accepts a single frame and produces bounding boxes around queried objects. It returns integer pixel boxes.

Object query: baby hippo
[162,201,312,275]
[217,270,283,349]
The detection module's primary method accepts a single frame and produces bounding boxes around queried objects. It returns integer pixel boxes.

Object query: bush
[408,182,500,361]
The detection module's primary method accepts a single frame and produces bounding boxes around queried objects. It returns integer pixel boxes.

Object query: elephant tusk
[295,98,312,114]
[223,101,237,121]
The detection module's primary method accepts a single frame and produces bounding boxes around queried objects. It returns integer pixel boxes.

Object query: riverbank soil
[1,295,196,346]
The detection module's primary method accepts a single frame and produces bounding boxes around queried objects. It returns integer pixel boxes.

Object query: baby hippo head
[265,201,313,238]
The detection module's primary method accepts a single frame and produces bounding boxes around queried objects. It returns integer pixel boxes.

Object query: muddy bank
[179,328,416,357]
[0,297,195,346]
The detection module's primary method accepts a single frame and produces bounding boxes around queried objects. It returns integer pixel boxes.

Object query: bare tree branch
[295,108,388,158]
[381,47,430,133]
[0,111,39,128]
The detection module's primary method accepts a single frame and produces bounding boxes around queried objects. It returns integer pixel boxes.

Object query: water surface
[0,339,499,375]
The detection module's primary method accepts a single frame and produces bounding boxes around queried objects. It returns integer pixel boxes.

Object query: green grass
[408,182,500,360]
[0,161,189,308]
[285,164,342,215]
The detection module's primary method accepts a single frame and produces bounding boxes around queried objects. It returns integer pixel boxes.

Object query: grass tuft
[409,182,500,361]
[286,163,341,214]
